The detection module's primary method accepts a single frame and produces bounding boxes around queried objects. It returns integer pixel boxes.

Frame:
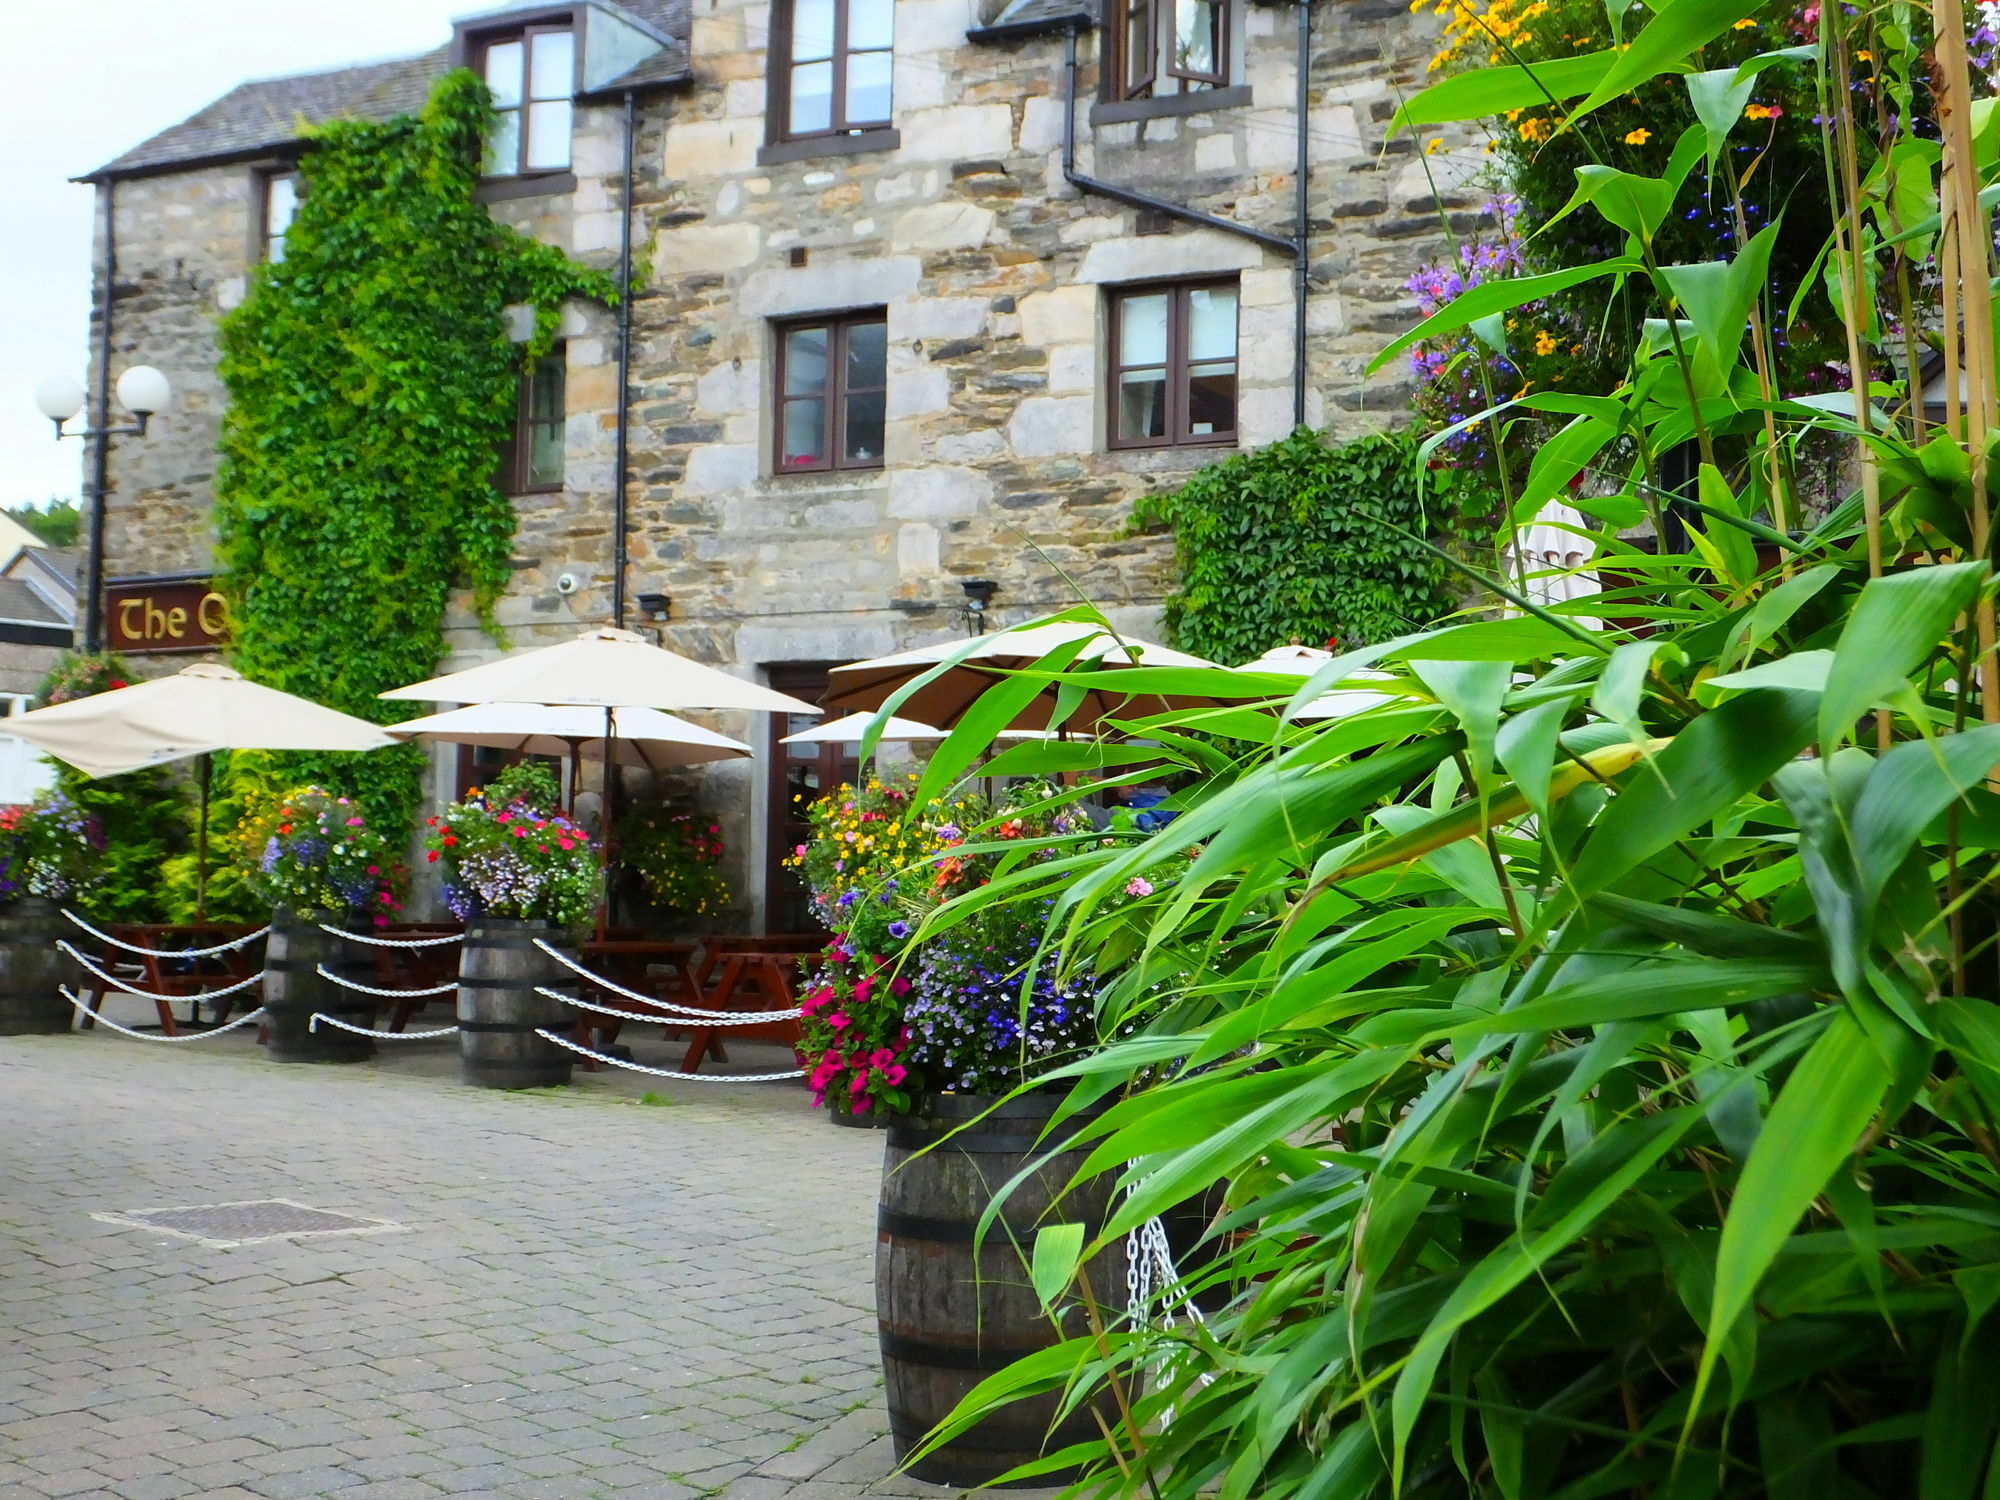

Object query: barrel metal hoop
[458,976,558,993]
[878,1331,1049,1373]
[456,1019,558,1035]
[877,1208,1103,1244]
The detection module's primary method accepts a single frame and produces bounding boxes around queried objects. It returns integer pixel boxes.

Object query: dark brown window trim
[772,311,888,475]
[1106,277,1240,452]
[449,5,579,70]
[1090,83,1252,126]
[499,347,567,496]
[473,171,579,202]
[756,128,901,166]
[248,163,302,265]
[766,0,895,145]
[1103,0,1235,107]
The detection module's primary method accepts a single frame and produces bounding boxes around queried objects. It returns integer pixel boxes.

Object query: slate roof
[0,580,66,629]
[970,0,1098,40]
[85,0,691,181]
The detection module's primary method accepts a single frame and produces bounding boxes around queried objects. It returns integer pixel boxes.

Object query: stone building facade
[81,0,1466,926]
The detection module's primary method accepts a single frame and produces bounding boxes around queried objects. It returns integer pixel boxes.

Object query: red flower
[426,850,440,863]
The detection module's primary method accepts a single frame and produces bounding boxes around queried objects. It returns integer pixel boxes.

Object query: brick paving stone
[0,1022,949,1495]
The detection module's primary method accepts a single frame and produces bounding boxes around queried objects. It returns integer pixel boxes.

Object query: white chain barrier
[310,1013,460,1040]
[58,941,267,1003]
[60,987,267,1043]
[318,924,463,949]
[534,1027,805,1082]
[535,985,799,1029]
[313,964,458,999]
[532,940,805,1024]
[62,910,270,957]
[1125,1215,1206,1331]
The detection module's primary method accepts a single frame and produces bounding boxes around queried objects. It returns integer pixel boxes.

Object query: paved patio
[0,1002,965,1499]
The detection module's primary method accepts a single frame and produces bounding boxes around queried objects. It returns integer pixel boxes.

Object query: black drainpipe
[1060,22,1308,426]
[611,88,636,631]
[84,177,117,653]
[1294,0,1312,428]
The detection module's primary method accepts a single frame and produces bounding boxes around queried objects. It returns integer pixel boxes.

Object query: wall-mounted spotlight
[960,578,999,635]
[636,592,672,623]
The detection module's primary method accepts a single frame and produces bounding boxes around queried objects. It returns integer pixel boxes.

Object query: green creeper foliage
[212,70,615,837]
[1133,427,1470,665]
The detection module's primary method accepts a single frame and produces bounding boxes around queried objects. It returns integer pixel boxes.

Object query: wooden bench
[72,923,264,1036]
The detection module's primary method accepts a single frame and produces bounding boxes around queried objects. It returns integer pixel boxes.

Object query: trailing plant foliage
[615,788,730,920]
[212,70,615,837]
[1134,427,1473,664]
[32,652,188,923]
[425,786,600,929]
[229,784,403,920]
[907,1,2000,1492]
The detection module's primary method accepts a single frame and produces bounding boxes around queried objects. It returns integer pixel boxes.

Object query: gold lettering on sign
[197,592,226,635]
[106,581,231,654]
[118,598,145,640]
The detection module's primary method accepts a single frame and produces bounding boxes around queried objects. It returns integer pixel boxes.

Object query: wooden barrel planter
[876,1092,1123,1488]
[457,918,573,1090]
[263,907,374,1064]
[0,897,70,1036]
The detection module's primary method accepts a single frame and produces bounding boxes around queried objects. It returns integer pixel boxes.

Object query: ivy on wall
[1134,427,1474,666]
[213,70,616,836]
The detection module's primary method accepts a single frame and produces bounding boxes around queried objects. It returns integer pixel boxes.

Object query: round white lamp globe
[115,365,172,417]
[33,375,86,424]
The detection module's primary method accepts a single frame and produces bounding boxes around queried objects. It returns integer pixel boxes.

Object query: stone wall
[93,0,1469,926]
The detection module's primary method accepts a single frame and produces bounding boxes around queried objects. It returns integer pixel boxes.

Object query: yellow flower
[1426,137,1446,155]
[1732,16,1757,28]
[1856,48,1873,60]
[1517,115,1550,142]
[1624,127,1651,145]
[1744,102,1783,120]
[1534,329,1560,356]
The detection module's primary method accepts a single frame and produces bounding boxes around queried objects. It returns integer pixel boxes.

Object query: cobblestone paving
[0,1001,975,1499]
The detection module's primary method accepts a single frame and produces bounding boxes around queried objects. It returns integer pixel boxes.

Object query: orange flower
[1624,127,1651,145]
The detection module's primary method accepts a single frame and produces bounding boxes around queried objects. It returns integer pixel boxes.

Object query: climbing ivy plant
[213,70,616,836]
[1134,426,1475,665]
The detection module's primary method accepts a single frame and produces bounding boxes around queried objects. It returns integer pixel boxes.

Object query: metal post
[84,180,118,653]
[611,91,636,630]
[1294,0,1313,429]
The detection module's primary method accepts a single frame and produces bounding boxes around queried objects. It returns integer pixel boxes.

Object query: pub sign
[104,576,229,654]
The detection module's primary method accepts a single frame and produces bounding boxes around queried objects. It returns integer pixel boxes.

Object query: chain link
[310,1013,460,1040]
[532,941,803,1024]
[62,910,270,957]
[59,941,267,1003]
[533,1028,805,1082]
[61,987,268,1043]
[314,964,457,999]
[535,985,798,1029]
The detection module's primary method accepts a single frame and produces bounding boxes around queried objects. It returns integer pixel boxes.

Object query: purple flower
[887,920,910,940]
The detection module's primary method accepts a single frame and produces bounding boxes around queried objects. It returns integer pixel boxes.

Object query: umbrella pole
[195,752,210,926]
[594,708,617,943]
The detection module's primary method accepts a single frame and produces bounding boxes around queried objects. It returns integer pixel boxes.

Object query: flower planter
[457,917,573,1090]
[263,906,374,1064]
[0,897,71,1036]
[875,1091,1123,1488]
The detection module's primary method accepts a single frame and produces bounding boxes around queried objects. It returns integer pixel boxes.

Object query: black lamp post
[34,365,172,653]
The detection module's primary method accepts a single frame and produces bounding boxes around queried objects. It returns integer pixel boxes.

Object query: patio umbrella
[1233,644,1401,722]
[390,702,751,811]
[6,662,397,918]
[779,712,949,746]
[824,620,1223,734]
[380,625,821,716]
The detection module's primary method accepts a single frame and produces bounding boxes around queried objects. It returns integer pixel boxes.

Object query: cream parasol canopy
[381,625,821,716]
[388,702,751,771]
[6,662,396,778]
[1233,644,1401,722]
[780,711,950,746]
[825,618,1222,733]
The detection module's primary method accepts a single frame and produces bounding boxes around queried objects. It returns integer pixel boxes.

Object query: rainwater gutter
[1057,19,1309,426]
[84,178,117,653]
[611,88,636,629]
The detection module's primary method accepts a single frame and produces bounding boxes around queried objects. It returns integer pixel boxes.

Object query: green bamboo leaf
[1568,687,1818,899]
[1696,1009,1892,1421]
[1573,0,1764,118]
[1029,1222,1086,1311]
[1389,50,1623,129]
[1818,563,1988,746]
[1435,955,1830,1039]
[1412,659,1510,784]
[1495,696,1570,821]
[1852,724,2000,903]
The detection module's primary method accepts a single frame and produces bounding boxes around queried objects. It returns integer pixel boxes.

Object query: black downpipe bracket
[611,89,637,631]
[1059,17,1310,427]
[84,179,117,653]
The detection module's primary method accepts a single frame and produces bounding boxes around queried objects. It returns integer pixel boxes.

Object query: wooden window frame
[768,0,895,144]
[764,664,856,935]
[1106,278,1240,452]
[476,19,578,180]
[1104,0,1233,104]
[772,311,888,475]
[499,347,567,496]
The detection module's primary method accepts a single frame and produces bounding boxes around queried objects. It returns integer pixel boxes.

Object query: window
[775,0,894,141]
[1108,280,1239,449]
[1108,0,1231,102]
[482,26,575,176]
[260,171,299,262]
[500,351,567,493]
[774,313,887,472]
[766,665,855,934]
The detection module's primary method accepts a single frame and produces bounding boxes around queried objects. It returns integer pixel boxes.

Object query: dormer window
[1108,0,1232,102]
[481,25,575,176]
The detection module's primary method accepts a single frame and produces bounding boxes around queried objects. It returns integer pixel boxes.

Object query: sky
[1,1,477,515]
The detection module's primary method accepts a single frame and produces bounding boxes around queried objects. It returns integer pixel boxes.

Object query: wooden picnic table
[73,923,265,1036]
[564,935,824,1074]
